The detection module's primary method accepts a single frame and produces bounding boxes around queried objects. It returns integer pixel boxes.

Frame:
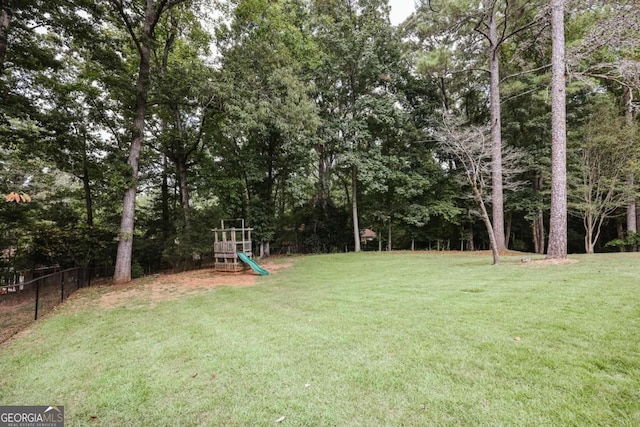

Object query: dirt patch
[99,261,293,309]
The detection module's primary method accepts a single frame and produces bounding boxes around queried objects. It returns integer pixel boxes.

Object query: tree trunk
[110,0,186,283]
[488,7,506,251]
[585,239,595,254]
[79,132,94,228]
[532,170,545,254]
[505,211,512,249]
[546,0,567,260]
[82,159,93,228]
[114,185,138,283]
[475,188,500,265]
[259,241,270,258]
[626,178,636,234]
[351,166,361,252]
[315,143,330,210]
[160,25,193,231]
[176,159,191,228]
[0,2,10,72]
[113,21,153,283]
[161,155,171,243]
[624,87,637,235]
[584,215,595,254]
[533,208,545,254]
[439,76,449,111]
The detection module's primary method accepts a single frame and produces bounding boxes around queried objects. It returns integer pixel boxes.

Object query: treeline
[1,0,639,279]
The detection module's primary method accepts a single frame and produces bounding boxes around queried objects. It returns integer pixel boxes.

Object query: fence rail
[0,266,113,344]
[0,265,61,287]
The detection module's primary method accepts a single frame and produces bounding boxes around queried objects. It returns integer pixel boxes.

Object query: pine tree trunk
[351,166,361,252]
[505,211,512,249]
[627,178,636,234]
[624,87,637,234]
[532,171,545,254]
[533,208,545,254]
[546,0,567,259]
[488,7,506,251]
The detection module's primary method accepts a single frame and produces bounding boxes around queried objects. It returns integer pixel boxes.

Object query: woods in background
[1,0,639,279]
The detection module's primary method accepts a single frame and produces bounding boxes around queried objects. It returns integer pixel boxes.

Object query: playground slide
[237,252,269,276]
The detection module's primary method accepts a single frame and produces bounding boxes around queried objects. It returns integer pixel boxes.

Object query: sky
[389,0,417,26]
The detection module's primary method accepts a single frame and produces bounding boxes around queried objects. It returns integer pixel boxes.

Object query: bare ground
[99,261,293,309]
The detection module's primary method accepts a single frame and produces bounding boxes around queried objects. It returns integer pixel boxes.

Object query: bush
[605,232,640,251]
[131,261,145,279]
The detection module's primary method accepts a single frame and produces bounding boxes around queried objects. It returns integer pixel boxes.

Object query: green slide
[237,252,269,276]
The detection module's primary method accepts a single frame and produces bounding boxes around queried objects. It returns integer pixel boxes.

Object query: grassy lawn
[1,252,639,426]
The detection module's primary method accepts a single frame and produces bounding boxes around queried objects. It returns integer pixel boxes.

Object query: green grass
[1,252,640,426]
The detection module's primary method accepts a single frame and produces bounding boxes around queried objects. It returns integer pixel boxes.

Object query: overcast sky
[389,0,416,26]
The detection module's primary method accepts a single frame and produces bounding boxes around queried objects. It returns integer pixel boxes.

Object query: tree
[108,0,189,284]
[38,75,115,230]
[311,0,401,252]
[546,0,567,259]
[0,146,106,270]
[566,0,640,237]
[475,0,544,251]
[501,73,552,254]
[153,7,218,231]
[569,96,638,253]
[624,86,638,235]
[410,0,545,251]
[436,117,525,264]
[214,0,319,254]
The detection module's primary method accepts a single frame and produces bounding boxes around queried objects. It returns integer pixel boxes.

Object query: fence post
[60,270,65,302]
[34,281,40,320]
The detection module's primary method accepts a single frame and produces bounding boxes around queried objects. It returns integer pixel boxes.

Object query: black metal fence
[0,267,113,344]
[0,265,61,287]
